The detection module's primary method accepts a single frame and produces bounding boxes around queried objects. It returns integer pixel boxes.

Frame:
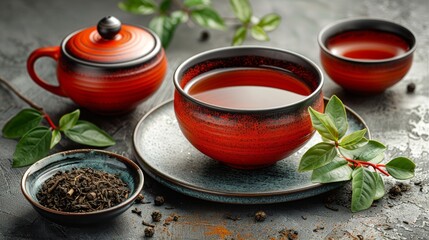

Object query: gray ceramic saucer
[133,99,370,204]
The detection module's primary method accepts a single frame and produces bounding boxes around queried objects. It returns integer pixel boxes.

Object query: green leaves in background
[298,95,415,213]
[190,8,225,30]
[230,0,252,23]
[2,109,43,138]
[250,25,269,41]
[119,0,281,48]
[232,27,247,46]
[257,14,281,31]
[159,0,172,13]
[2,108,115,168]
[118,0,157,15]
[184,0,211,8]
[229,0,280,45]
[149,15,177,48]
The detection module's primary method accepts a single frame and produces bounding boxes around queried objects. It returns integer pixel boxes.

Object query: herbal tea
[184,67,311,109]
[327,30,410,60]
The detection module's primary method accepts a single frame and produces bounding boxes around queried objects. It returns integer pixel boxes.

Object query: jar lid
[64,16,157,64]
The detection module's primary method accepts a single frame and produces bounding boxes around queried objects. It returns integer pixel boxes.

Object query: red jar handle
[27,46,67,97]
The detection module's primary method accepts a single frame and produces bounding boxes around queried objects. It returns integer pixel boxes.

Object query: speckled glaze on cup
[21,149,144,225]
[173,46,324,169]
[318,18,416,94]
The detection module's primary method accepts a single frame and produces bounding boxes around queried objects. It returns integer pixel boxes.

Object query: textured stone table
[0,0,428,239]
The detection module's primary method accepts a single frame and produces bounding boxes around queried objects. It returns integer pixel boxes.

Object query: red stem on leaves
[44,114,57,130]
[0,76,57,129]
[345,157,389,176]
[338,145,390,176]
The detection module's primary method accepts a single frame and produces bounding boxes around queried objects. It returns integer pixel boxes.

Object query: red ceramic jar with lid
[27,16,167,114]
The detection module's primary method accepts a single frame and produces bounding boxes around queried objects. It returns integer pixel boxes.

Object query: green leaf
[190,7,225,30]
[184,0,211,8]
[298,142,337,172]
[257,13,281,31]
[118,0,157,15]
[311,158,353,183]
[171,10,189,25]
[386,157,415,180]
[309,107,339,141]
[321,136,333,143]
[340,137,369,150]
[232,27,247,46]
[2,109,43,139]
[59,109,80,131]
[50,130,61,149]
[351,167,376,212]
[64,120,115,147]
[372,172,385,200]
[229,0,252,23]
[339,129,367,149]
[250,25,269,41]
[149,15,177,49]
[325,95,348,139]
[12,126,51,167]
[159,0,172,13]
[340,140,386,163]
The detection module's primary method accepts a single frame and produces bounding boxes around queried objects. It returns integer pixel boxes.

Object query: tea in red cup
[174,46,324,169]
[318,18,416,94]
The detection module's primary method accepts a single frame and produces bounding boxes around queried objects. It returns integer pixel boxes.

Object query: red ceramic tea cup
[173,46,324,169]
[27,16,167,115]
[318,18,416,94]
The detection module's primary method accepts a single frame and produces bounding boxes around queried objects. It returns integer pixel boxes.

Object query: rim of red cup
[173,46,324,113]
[318,17,417,64]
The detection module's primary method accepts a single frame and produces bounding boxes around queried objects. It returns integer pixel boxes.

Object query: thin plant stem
[344,156,390,176]
[334,140,390,176]
[0,76,57,130]
[0,76,43,111]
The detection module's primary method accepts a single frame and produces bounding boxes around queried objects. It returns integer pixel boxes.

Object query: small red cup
[318,18,416,94]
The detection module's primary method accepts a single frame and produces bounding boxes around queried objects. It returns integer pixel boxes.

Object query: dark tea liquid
[184,67,312,110]
[327,30,410,60]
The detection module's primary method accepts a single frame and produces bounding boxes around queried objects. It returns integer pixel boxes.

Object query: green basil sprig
[298,95,415,212]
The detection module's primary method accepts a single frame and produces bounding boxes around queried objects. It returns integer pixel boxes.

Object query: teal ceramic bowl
[21,149,144,225]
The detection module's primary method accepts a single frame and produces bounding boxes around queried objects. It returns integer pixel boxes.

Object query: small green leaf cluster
[118,0,281,48]
[2,109,115,167]
[298,96,415,212]
[230,0,280,45]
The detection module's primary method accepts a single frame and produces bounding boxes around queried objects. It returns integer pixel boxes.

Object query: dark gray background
[1,0,428,239]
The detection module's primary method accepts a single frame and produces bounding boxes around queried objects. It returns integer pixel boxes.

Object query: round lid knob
[97,16,121,39]
[64,16,159,64]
